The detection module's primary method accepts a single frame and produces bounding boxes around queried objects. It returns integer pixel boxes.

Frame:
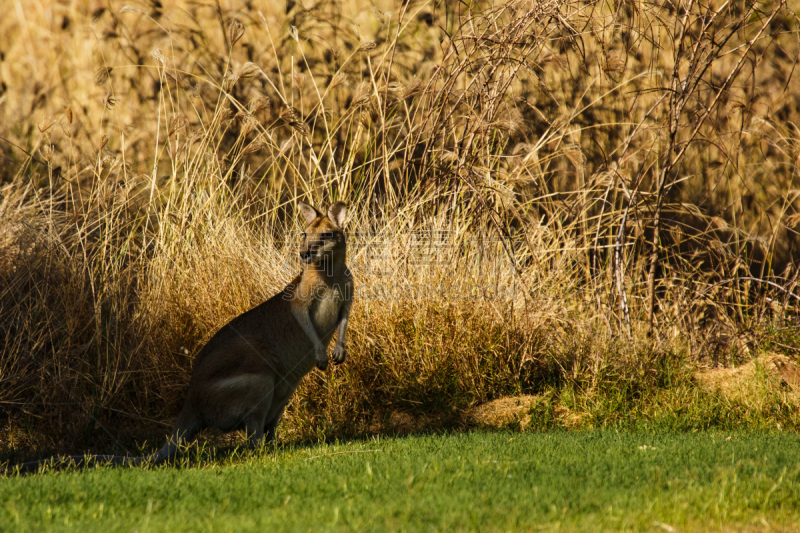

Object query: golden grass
[0,0,799,454]
[695,352,800,405]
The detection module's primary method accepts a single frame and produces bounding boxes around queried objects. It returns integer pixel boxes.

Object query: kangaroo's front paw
[315,346,329,370]
[333,345,347,365]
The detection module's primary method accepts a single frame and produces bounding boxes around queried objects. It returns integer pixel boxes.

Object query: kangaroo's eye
[321,232,334,239]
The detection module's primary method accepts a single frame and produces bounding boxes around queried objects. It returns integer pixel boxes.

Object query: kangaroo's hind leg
[264,404,286,443]
[242,374,277,448]
[154,401,205,464]
[264,381,298,443]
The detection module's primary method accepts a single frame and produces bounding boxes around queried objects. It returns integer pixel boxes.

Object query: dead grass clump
[695,353,800,406]
[464,395,586,430]
[465,395,542,429]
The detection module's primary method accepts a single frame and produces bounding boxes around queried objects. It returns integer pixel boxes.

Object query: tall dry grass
[0,0,799,453]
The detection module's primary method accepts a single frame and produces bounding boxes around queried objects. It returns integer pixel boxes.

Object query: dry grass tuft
[465,395,542,429]
[465,395,585,430]
[695,353,800,405]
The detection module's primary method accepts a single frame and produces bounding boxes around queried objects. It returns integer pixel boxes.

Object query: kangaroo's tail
[9,410,200,475]
[10,453,163,475]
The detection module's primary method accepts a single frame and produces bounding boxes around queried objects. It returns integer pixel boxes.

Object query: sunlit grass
[4,431,800,532]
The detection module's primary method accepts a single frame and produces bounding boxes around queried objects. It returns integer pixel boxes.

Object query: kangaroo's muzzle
[300,239,328,263]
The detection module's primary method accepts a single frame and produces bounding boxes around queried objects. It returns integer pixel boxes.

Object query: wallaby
[14,201,353,473]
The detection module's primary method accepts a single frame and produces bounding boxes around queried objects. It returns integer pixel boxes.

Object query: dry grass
[695,352,800,402]
[0,0,799,455]
[465,395,586,430]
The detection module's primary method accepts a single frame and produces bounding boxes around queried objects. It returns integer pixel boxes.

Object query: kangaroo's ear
[298,201,321,224]
[327,202,348,228]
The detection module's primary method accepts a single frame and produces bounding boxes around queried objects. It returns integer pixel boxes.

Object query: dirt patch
[386,411,420,433]
[367,411,445,434]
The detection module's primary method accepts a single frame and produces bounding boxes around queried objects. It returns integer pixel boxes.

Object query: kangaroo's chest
[310,284,345,338]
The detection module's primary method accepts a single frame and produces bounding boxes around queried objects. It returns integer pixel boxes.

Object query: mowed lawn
[2,431,799,532]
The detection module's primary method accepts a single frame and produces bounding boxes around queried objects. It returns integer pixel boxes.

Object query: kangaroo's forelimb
[332,299,352,364]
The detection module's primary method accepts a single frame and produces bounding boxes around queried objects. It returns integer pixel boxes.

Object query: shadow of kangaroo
[15,201,353,473]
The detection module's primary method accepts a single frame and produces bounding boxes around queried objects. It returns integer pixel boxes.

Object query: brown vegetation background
[0,0,799,455]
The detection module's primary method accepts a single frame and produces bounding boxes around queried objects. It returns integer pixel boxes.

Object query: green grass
[2,431,800,532]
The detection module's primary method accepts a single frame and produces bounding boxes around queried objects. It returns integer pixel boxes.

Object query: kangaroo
[15,201,353,473]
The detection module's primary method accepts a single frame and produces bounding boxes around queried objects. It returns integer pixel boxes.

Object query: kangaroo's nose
[300,250,314,262]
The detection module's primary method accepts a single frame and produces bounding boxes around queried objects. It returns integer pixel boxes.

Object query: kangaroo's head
[297,201,348,268]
